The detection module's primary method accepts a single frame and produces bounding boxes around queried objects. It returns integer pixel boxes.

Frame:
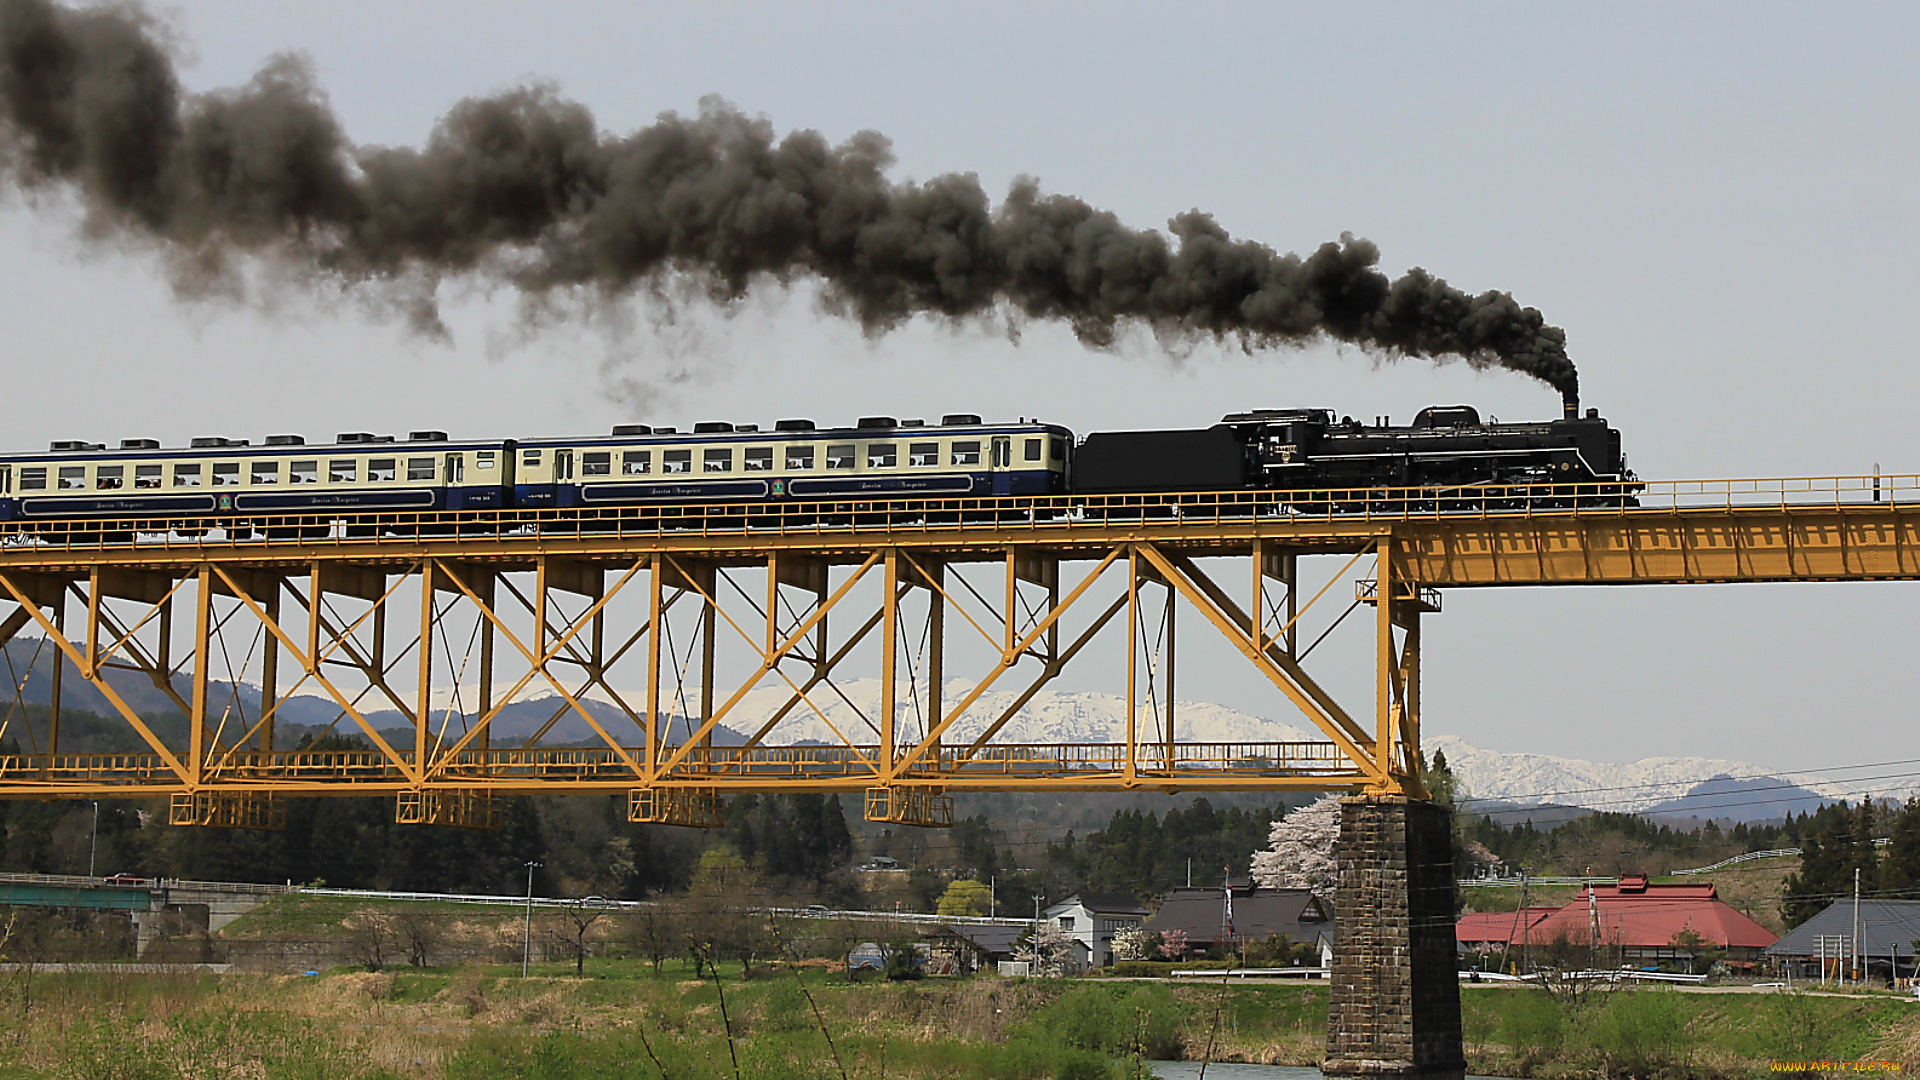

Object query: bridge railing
[0,740,1359,788]
[0,474,1912,553]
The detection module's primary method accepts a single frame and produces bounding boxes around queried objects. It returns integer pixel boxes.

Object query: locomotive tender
[0,400,1629,531]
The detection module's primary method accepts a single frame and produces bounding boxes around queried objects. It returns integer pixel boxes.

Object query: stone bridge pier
[1323,795,1466,1080]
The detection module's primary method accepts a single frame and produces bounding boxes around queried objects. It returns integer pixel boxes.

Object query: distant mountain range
[0,638,1877,820]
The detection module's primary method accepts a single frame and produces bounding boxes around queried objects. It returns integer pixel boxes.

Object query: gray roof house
[1145,884,1335,959]
[1767,899,1920,980]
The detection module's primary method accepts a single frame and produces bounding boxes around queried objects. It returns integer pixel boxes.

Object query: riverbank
[0,964,1912,1078]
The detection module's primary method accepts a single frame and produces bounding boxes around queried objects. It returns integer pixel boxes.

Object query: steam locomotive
[0,398,1631,533]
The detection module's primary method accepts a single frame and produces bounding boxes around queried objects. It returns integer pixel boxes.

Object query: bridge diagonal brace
[723,585,906,767]
[1158,548,1374,747]
[654,551,882,777]
[893,545,1124,777]
[426,560,655,770]
[280,575,421,728]
[959,591,1129,759]
[431,560,645,778]
[210,565,420,784]
[0,572,190,783]
[1133,545,1383,784]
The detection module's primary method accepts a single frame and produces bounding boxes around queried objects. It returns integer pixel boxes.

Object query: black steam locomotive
[1074,396,1633,503]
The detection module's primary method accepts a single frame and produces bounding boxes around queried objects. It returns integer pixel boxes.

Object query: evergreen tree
[1783,801,1877,928]
[1881,799,1920,894]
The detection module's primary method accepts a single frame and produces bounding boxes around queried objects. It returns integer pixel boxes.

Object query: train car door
[554,449,575,507]
[444,453,464,509]
[991,437,1013,496]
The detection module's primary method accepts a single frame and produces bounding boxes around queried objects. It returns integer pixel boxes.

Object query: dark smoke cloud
[0,0,1577,397]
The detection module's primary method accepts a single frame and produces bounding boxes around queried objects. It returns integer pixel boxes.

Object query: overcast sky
[2,1,1916,776]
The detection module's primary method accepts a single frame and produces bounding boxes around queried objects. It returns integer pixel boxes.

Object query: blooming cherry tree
[1250,793,1342,897]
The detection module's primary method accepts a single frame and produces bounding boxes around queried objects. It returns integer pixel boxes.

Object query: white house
[1042,892,1147,969]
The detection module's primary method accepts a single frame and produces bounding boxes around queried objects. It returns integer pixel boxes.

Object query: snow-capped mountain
[733,677,1319,747]
[1427,735,1896,817]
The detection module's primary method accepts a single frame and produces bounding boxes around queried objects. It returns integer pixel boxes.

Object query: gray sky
[1,1,1916,773]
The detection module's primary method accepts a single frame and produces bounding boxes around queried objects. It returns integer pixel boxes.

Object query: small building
[1522,875,1777,969]
[1767,900,1920,982]
[926,923,1024,975]
[1043,892,1146,969]
[1145,884,1335,965]
[1456,907,1558,955]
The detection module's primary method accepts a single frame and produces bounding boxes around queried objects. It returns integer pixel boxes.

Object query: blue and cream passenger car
[513,414,1072,508]
[0,432,513,526]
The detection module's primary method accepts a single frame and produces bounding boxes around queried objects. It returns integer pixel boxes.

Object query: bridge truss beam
[0,535,1429,826]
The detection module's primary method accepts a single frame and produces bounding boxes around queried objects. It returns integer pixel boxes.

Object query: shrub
[1589,988,1685,1075]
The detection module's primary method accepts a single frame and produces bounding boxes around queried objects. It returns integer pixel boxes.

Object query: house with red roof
[1518,875,1778,969]
[1456,907,1558,954]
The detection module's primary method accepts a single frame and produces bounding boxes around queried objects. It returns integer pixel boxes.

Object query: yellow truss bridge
[0,475,1909,829]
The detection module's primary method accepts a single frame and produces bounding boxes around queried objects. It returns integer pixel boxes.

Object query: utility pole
[1586,866,1600,972]
[88,801,99,878]
[1854,867,1863,986]
[522,861,542,978]
[990,875,997,918]
[1517,869,1531,976]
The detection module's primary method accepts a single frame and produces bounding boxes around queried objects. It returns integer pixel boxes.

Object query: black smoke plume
[0,0,1577,397]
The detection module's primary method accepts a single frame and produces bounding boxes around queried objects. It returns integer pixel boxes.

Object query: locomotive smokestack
[1563,391,1579,420]
[0,0,1580,396]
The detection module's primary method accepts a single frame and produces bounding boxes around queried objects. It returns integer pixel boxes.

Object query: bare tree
[625,905,683,974]
[345,912,398,972]
[394,910,447,968]
[552,899,612,977]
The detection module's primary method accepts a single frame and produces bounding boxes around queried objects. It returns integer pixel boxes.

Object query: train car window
[826,444,855,470]
[18,467,46,491]
[703,448,734,473]
[329,459,357,483]
[951,441,981,466]
[908,442,938,467]
[622,450,651,475]
[251,461,280,485]
[743,447,773,472]
[663,449,691,474]
[59,466,86,490]
[582,452,612,477]
[171,464,200,488]
[369,458,396,483]
[213,463,241,487]
[290,461,317,484]
[522,449,543,466]
[475,451,496,470]
[1023,438,1042,462]
[785,445,816,470]
[866,443,897,469]
[96,465,125,490]
[407,457,435,482]
[1050,437,1066,462]
[0,467,8,494]
[135,464,162,489]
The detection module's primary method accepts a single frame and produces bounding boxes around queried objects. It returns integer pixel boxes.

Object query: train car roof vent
[693,421,735,433]
[264,434,306,446]
[774,419,816,432]
[189,437,249,448]
[940,413,982,426]
[899,418,925,427]
[856,416,897,428]
[652,426,677,434]
[611,424,652,436]
[407,430,448,442]
[734,423,759,432]
[50,439,105,452]
[336,432,375,443]
[118,438,160,450]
